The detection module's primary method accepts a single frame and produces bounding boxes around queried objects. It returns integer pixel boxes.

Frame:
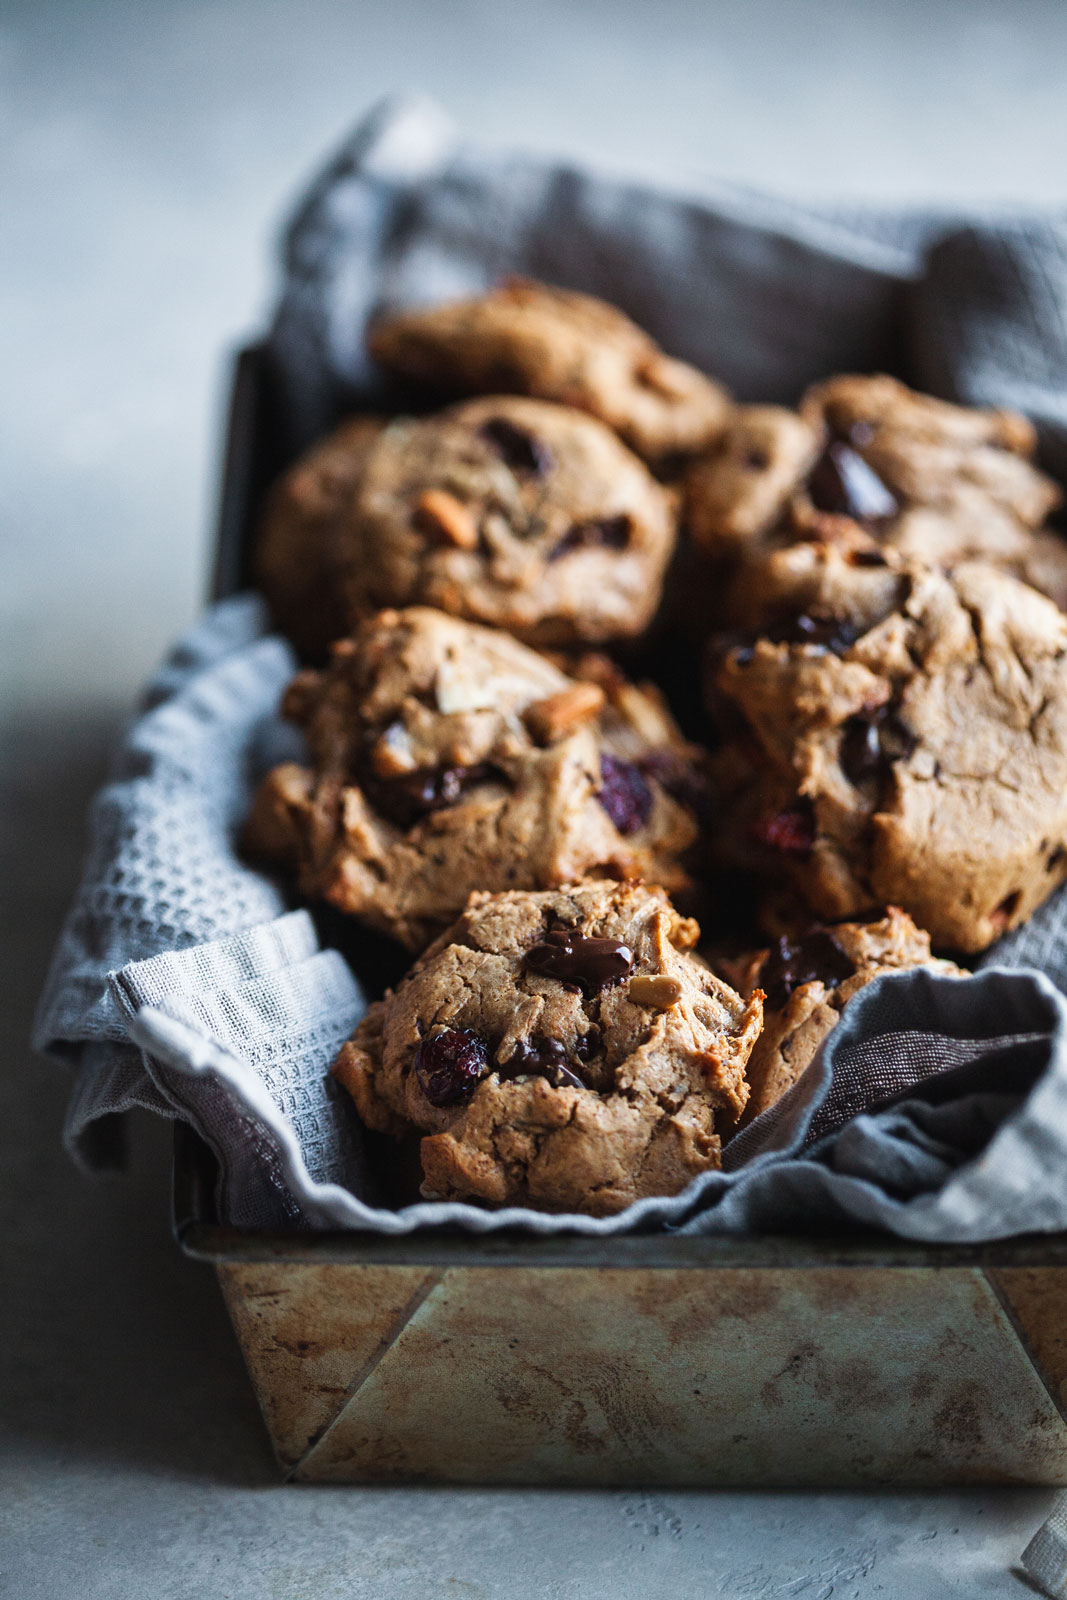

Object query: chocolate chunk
[597,753,653,835]
[499,1035,586,1090]
[840,709,916,787]
[479,416,553,476]
[758,928,855,1010]
[751,799,815,857]
[573,1027,600,1063]
[523,928,635,995]
[414,1028,490,1106]
[848,548,888,568]
[550,514,632,560]
[808,441,897,522]
[364,762,499,828]
[840,715,883,785]
[640,749,715,826]
[782,612,859,656]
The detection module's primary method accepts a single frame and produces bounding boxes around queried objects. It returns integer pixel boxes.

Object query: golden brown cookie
[332,879,763,1215]
[254,395,678,654]
[245,606,713,951]
[685,375,1066,613]
[708,544,1067,952]
[367,277,731,462]
[717,908,965,1128]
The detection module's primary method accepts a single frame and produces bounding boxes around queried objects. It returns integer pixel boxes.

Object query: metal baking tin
[177,343,1067,1486]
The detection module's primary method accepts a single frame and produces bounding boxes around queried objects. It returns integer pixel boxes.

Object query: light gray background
[4,1,1067,1594]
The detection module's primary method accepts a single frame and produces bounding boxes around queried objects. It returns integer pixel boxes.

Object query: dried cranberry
[364,762,499,828]
[499,1035,586,1090]
[523,928,634,995]
[808,441,897,523]
[759,928,855,1009]
[751,800,815,857]
[550,514,632,560]
[597,753,653,835]
[479,417,552,476]
[413,1029,490,1106]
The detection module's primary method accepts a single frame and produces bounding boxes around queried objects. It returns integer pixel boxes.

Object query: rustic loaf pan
[178,343,1067,1487]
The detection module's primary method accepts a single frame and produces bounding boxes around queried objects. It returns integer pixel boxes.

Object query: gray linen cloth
[33,97,1067,1245]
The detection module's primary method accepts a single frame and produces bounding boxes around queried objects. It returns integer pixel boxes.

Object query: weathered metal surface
[988,1267,1067,1420]
[217,1262,437,1470]
[216,1260,1067,1485]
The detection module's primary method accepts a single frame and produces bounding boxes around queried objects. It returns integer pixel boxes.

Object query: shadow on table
[0,708,275,1487]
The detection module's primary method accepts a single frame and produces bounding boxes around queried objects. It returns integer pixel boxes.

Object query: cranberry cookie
[246,606,712,951]
[367,277,731,462]
[332,879,763,1214]
[718,908,964,1128]
[686,375,1066,611]
[709,544,1067,952]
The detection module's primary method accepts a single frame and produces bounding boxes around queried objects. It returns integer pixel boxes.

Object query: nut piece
[523,682,606,743]
[628,974,684,1008]
[413,489,479,549]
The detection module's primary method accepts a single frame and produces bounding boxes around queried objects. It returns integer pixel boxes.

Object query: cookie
[254,415,384,657]
[332,879,764,1214]
[686,376,1066,612]
[245,606,713,951]
[367,277,731,462]
[709,544,1067,952]
[256,395,678,653]
[717,908,964,1128]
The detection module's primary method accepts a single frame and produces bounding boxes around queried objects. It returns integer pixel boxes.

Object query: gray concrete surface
[4,1,1067,1594]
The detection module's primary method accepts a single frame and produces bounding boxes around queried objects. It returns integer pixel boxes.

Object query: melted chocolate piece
[751,799,815,857]
[523,928,635,995]
[549,514,632,560]
[808,441,897,523]
[479,416,552,476]
[759,928,855,1010]
[597,753,653,835]
[499,1035,586,1090]
[364,762,500,828]
[414,1029,490,1106]
[840,708,916,787]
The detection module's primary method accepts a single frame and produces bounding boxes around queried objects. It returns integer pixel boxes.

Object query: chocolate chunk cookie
[255,395,678,654]
[339,395,678,647]
[255,415,384,657]
[709,545,1067,952]
[245,606,712,950]
[686,376,1066,612]
[717,908,964,1128]
[332,880,764,1214]
[367,277,731,462]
